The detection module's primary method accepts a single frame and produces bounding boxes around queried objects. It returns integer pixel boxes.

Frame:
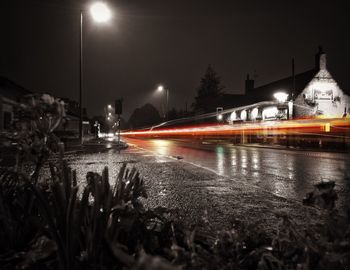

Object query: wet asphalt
[60,137,350,231]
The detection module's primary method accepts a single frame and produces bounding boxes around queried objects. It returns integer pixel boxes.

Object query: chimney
[315,46,327,70]
[245,73,254,93]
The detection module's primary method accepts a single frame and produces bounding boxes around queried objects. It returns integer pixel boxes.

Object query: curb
[64,141,128,153]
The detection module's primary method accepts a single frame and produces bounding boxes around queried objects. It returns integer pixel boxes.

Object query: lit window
[241,110,247,121]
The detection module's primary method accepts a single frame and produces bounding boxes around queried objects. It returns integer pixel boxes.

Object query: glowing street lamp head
[107,104,112,109]
[90,2,111,23]
[157,85,164,92]
[274,92,289,103]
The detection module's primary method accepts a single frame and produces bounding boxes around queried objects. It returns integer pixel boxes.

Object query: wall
[294,69,350,118]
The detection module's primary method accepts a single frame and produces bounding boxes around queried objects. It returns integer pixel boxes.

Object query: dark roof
[0,76,32,100]
[247,69,316,102]
[217,69,318,109]
[219,93,252,109]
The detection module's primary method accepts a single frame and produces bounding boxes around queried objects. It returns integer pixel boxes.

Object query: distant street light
[79,2,112,144]
[157,85,169,120]
[108,104,112,109]
[216,107,223,122]
[274,92,289,103]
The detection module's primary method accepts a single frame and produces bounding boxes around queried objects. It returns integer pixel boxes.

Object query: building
[293,49,349,118]
[0,76,32,131]
[224,48,350,122]
[0,76,90,135]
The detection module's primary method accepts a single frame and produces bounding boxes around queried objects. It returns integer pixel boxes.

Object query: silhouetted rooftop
[247,69,317,102]
[0,76,32,100]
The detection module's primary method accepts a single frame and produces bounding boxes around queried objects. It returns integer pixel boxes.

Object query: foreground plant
[25,154,180,269]
[0,93,65,179]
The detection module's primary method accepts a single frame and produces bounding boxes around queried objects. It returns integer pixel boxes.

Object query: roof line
[253,69,316,90]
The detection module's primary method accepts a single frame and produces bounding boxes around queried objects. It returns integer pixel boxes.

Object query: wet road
[123,137,350,209]
[61,137,349,230]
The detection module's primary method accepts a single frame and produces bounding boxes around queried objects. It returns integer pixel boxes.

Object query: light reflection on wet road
[124,137,349,205]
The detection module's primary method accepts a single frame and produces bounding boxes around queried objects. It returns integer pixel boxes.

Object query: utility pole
[166,88,169,121]
[79,10,83,144]
[292,58,296,103]
[117,115,121,144]
[115,99,123,145]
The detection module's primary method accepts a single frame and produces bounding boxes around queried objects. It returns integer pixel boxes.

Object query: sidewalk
[64,137,128,153]
[236,143,349,153]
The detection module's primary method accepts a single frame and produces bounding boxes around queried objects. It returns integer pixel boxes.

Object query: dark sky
[1,0,349,118]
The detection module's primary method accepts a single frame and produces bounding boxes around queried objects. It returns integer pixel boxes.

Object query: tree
[192,65,225,114]
[128,103,162,129]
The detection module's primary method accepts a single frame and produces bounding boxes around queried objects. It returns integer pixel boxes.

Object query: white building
[294,52,349,118]
[227,48,350,122]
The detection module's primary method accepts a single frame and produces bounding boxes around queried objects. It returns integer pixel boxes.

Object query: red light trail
[122,118,350,139]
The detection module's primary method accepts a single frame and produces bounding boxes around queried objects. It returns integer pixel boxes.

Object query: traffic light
[115,99,123,115]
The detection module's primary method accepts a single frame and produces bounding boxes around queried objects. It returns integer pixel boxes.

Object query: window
[314,89,333,100]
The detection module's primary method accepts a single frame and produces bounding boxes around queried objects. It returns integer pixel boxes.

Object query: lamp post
[105,104,115,134]
[273,91,290,147]
[157,85,169,120]
[79,2,111,144]
[273,92,289,103]
[274,92,289,118]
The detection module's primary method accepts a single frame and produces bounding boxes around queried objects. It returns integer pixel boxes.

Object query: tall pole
[292,58,295,100]
[166,88,169,121]
[117,114,121,144]
[79,10,84,144]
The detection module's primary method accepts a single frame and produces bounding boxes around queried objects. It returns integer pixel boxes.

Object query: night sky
[1,0,349,118]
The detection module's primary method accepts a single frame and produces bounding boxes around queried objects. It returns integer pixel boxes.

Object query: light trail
[122,117,350,139]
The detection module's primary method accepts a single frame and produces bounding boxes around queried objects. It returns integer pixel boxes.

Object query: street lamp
[274,92,289,103]
[216,107,223,122]
[90,2,111,23]
[79,2,112,144]
[274,92,289,120]
[157,85,169,120]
